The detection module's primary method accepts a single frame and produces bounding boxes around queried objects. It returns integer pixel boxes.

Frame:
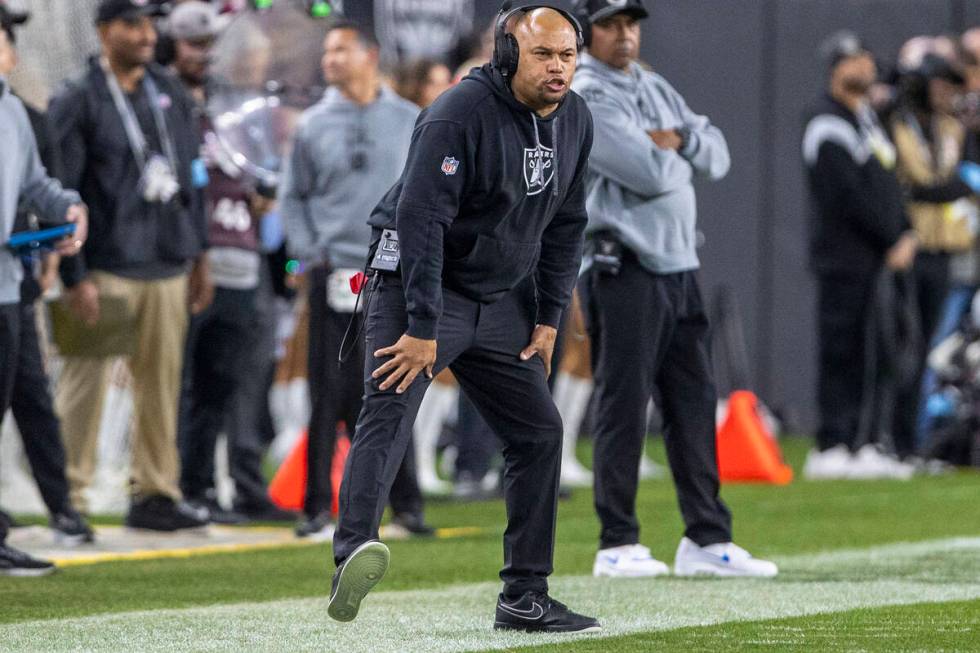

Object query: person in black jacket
[328,2,599,634]
[802,32,918,480]
[48,0,213,531]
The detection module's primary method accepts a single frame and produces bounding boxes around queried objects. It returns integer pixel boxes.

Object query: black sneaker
[327,540,390,622]
[388,512,436,537]
[295,511,335,541]
[0,508,17,531]
[236,502,299,523]
[0,543,56,577]
[50,509,95,545]
[494,591,601,633]
[125,496,209,532]
[186,494,245,525]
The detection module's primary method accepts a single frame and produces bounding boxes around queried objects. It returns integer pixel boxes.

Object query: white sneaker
[673,537,778,577]
[593,544,670,578]
[560,459,593,488]
[802,444,852,480]
[848,445,915,480]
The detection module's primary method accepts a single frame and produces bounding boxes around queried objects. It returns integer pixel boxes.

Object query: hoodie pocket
[446,234,541,301]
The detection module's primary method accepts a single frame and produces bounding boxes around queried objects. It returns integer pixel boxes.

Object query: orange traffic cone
[268,428,352,515]
[716,390,793,485]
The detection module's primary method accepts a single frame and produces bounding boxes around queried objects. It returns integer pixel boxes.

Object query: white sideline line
[1,537,978,653]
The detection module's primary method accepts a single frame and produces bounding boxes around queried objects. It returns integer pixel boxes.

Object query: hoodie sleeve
[49,82,90,288]
[19,106,80,225]
[664,80,731,181]
[279,124,322,264]
[578,84,692,199]
[396,119,469,340]
[535,114,593,328]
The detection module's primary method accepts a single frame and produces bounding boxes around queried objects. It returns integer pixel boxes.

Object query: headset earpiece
[492,1,586,80]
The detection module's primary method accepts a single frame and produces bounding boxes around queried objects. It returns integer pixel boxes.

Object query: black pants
[587,260,731,549]
[306,267,422,519]
[816,272,877,451]
[0,302,20,542]
[894,252,949,456]
[334,274,562,596]
[179,287,259,500]
[455,391,498,480]
[10,300,71,515]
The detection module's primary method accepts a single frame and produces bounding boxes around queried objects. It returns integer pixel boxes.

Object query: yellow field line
[51,525,490,568]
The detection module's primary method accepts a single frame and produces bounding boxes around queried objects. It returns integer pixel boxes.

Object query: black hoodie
[368,64,594,340]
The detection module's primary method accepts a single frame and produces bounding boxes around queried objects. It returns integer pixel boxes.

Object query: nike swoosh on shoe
[498,601,545,621]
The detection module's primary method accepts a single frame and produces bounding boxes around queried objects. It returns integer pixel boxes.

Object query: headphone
[492,0,585,80]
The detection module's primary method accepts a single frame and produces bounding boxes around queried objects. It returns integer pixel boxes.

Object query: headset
[492,0,585,80]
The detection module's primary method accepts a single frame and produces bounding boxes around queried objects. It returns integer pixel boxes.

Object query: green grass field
[1,438,979,652]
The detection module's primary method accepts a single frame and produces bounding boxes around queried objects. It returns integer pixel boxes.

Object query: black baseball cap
[577,0,649,23]
[96,0,169,25]
[0,5,30,44]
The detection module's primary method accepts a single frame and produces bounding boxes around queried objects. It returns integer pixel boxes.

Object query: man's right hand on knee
[372,334,437,394]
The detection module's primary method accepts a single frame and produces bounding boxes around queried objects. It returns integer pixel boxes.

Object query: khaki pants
[56,271,188,510]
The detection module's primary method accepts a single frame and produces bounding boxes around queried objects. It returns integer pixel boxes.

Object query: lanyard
[101,59,178,174]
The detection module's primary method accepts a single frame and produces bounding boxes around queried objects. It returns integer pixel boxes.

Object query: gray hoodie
[279,85,419,270]
[571,53,730,274]
[1,78,80,305]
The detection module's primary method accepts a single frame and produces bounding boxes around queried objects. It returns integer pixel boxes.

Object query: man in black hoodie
[328,2,598,633]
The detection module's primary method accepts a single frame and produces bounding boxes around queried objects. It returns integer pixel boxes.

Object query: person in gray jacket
[572,0,777,578]
[0,64,88,575]
[279,19,430,540]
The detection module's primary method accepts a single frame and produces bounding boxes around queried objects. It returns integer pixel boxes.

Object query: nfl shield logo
[524,145,555,195]
[441,156,460,176]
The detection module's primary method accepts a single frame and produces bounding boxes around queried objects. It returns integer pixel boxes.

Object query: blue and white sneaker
[593,544,670,578]
[673,537,778,577]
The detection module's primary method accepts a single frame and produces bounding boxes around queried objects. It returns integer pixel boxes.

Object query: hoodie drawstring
[551,119,559,197]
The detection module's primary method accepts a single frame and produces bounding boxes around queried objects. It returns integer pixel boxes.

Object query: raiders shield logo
[524,145,555,196]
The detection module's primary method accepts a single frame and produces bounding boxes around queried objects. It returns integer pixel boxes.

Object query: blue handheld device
[5,223,77,254]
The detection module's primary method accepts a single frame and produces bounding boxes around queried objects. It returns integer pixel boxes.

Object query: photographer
[49,0,211,531]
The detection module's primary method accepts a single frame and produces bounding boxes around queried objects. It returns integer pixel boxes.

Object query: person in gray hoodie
[0,45,88,574]
[279,18,430,540]
[571,0,777,579]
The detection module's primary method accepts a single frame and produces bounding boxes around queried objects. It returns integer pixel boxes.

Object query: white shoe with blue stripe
[593,544,670,578]
[673,537,778,577]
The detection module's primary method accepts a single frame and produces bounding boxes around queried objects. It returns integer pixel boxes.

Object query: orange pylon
[716,391,793,485]
[268,427,351,515]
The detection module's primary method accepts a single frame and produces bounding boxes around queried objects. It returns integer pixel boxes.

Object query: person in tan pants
[57,272,189,514]
[49,0,212,530]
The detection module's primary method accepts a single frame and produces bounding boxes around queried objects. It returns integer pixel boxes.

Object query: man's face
[174,37,214,86]
[100,15,158,68]
[322,28,376,87]
[419,63,452,108]
[588,13,640,71]
[0,31,17,76]
[834,53,877,97]
[511,9,578,111]
[929,77,962,115]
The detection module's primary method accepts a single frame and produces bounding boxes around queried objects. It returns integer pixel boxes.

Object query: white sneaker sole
[593,564,670,578]
[0,566,57,577]
[327,541,390,622]
[674,562,778,578]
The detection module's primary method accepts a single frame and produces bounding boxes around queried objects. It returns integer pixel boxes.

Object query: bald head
[507,7,578,116]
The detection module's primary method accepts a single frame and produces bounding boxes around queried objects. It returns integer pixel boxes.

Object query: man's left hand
[520,324,558,376]
[188,255,214,314]
[649,129,683,151]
